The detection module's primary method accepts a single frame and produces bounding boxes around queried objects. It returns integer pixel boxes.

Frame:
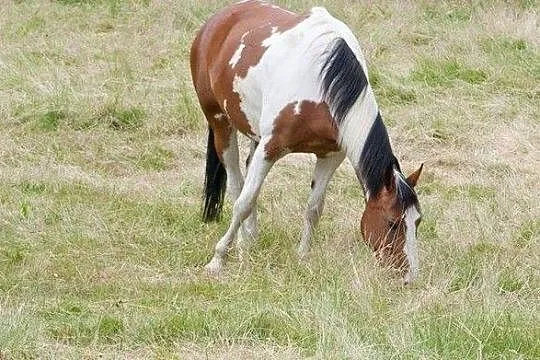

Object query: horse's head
[361,164,423,284]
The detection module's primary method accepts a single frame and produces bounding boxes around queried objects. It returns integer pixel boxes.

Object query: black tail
[202,127,227,222]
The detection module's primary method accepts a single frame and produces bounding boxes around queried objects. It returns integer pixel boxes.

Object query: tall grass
[0,0,538,358]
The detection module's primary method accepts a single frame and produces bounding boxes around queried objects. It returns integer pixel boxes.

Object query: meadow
[0,0,538,358]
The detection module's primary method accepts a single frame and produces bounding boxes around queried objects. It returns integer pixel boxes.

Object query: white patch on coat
[337,87,378,166]
[403,206,421,283]
[261,30,282,47]
[230,6,374,154]
[294,101,302,115]
[231,8,352,137]
[229,42,246,68]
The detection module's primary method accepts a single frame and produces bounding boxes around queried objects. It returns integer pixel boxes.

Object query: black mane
[359,112,395,195]
[361,113,418,208]
[395,171,420,210]
[320,38,418,208]
[320,38,368,124]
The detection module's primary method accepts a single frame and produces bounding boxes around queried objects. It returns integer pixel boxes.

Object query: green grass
[0,0,538,358]
[414,309,539,358]
[101,105,146,131]
[411,58,488,86]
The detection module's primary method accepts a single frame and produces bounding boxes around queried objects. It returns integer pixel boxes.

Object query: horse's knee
[226,179,243,199]
[233,199,254,221]
[305,201,323,221]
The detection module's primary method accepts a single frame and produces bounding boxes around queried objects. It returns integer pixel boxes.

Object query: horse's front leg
[236,139,260,257]
[298,152,345,258]
[205,137,275,274]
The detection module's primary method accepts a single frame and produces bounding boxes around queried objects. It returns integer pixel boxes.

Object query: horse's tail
[202,127,227,222]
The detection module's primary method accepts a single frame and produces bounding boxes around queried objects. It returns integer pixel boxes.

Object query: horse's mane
[320,38,367,125]
[394,169,420,210]
[320,37,418,208]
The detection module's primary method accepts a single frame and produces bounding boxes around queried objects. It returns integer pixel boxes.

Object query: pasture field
[0,0,538,358]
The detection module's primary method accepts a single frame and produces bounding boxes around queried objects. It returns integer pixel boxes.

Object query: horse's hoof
[297,246,310,261]
[403,271,416,285]
[204,257,222,275]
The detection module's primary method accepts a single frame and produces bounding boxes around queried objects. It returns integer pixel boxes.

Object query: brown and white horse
[190,1,423,283]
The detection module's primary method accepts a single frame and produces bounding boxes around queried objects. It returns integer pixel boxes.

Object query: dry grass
[0,0,538,359]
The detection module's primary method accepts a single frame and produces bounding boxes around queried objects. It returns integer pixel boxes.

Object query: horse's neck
[338,110,396,200]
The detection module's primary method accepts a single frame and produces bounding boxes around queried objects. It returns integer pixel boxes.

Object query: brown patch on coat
[265,101,340,161]
[208,115,233,162]
[191,1,309,143]
[361,166,423,275]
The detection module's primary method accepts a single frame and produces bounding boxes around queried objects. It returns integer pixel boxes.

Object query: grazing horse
[190,1,423,283]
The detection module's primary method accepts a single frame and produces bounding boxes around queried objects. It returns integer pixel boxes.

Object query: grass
[0,0,539,358]
[411,58,488,86]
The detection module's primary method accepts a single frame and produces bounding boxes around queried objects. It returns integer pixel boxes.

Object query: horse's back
[190,1,298,118]
[191,1,364,155]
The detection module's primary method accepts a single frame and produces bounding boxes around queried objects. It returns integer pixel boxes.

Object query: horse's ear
[406,163,423,188]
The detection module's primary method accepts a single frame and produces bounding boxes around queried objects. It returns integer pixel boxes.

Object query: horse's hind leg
[205,137,275,274]
[298,152,345,258]
[222,134,258,255]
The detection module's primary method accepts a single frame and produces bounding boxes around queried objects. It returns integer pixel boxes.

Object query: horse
[190,0,423,283]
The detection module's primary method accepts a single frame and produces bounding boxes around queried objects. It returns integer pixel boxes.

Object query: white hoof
[403,271,416,285]
[297,246,310,260]
[204,256,223,275]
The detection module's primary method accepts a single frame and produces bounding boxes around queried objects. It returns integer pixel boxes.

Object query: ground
[0,0,538,359]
